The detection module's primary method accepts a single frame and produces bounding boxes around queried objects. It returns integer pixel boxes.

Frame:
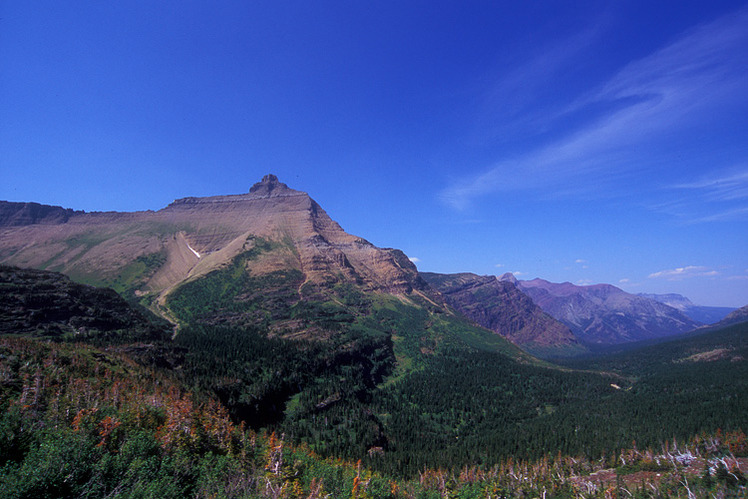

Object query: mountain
[517,278,701,346]
[420,271,585,357]
[712,304,748,328]
[0,175,433,313]
[638,292,736,324]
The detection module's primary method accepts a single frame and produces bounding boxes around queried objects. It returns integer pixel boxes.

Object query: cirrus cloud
[440,7,748,211]
[648,266,719,280]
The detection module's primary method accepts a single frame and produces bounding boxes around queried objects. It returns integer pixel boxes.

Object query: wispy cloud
[441,8,748,210]
[673,170,748,200]
[661,168,748,223]
[687,206,748,224]
[408,257,421,264]
[648,265,719,280]
[479,26,603,135]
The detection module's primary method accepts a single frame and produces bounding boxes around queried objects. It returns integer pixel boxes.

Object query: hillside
[420,271,585,357]
[4,335,744,498]
[0,264,170,343]
[6,263,745,483]
[713,304,748,328]
[518,278,701,346]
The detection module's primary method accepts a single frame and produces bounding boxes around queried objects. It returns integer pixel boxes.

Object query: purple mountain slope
[712,304,748,328]
[517,278,701,345]
[420,272,584,357]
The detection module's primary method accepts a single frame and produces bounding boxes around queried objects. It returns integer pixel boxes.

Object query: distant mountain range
[515,278,701,346]
[637,292,735,324]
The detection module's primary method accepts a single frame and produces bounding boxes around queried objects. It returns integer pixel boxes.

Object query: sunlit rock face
[0,175,431,300]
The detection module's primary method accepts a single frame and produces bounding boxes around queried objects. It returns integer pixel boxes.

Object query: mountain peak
[249,174,293,197]
[498,272,518,284]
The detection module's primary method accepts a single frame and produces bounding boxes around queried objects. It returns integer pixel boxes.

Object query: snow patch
[186,243,201,259]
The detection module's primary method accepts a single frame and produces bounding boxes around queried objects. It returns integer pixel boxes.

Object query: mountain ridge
[0,175,434,308]
[0,175,728,352]
[420,271,584,357]
[517,277,701,345]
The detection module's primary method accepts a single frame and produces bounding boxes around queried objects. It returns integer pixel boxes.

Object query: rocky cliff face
[0,175,431,303]
[420,272,583,356]
[518,279,701,345]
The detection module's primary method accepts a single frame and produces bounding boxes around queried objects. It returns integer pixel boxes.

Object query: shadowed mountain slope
[713,304,748,328]
[0,201,83,226]
[420,272,584,357]
[0,264,170,343]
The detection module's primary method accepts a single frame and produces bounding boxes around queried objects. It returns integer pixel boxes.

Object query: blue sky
[1,1,747,307]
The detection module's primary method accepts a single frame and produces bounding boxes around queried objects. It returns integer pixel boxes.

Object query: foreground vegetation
[1,337,746,498]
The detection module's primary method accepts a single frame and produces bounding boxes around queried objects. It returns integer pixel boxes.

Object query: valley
[0,175,746,497]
